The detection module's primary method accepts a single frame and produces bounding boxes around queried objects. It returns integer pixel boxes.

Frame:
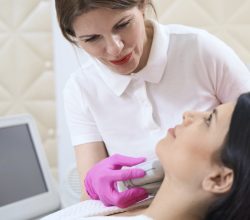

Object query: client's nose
[182,111,194,126]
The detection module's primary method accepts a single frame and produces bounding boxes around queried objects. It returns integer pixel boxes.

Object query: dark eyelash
[84,19,131,42]
[116,20,130,29]
[205,113,213,126]
[84,35,100,42]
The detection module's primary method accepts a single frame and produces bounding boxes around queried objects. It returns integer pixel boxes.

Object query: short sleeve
[198,32,250,103]
[63,76,103,146]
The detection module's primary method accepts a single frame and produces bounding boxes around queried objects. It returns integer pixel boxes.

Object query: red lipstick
[110,52,132,65]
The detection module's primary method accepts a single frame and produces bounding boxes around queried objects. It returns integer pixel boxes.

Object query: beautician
[55,0,250,208]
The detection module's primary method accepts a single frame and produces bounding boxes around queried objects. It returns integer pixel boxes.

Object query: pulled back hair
[55,0,155,44]
[205,92,250,220]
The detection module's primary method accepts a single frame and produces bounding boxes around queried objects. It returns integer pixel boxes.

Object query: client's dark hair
[205,92,250,220]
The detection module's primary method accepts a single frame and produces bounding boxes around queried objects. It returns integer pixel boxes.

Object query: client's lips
[110,52,132,65]
[168,127,176,138]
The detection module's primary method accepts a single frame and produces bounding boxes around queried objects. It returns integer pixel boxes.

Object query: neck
[143,178,212,220]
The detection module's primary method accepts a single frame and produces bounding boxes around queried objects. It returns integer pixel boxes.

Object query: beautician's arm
[74,142,108,200]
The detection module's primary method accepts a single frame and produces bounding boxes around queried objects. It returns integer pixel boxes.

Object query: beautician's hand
[84,154,148,208]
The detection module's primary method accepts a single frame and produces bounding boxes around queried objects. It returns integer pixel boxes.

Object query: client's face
[156,103,235,186]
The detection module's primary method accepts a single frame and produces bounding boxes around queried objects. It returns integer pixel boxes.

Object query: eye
[115,20,130,30]
[84,35,100,42]
[204,113,213,126]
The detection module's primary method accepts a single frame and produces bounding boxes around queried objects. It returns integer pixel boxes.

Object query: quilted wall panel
[0,0,57,177]
[153,0,250,63]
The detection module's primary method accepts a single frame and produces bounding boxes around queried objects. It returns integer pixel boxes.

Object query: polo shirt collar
[96,19,169,96]
[96,62,131,96]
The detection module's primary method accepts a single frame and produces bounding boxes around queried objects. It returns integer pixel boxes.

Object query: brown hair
[55,0,156,44]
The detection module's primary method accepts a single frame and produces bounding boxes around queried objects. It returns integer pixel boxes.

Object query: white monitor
[0,114,61,220]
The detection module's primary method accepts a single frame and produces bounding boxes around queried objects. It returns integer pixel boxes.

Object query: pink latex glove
[84,154,148,208]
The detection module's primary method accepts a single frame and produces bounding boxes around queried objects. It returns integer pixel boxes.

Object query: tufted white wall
[0,0,57,177]
[153,0,250,63]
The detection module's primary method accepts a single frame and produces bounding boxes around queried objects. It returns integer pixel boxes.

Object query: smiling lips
[110,52,132,65]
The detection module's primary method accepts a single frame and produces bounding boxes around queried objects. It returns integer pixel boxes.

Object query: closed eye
[204,112,213,126]
[84,35,101,42]
[204,108,218,126]
[115,20,130,30]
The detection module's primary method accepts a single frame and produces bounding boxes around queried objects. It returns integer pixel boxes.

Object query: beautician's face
[156,103,235,186]
[72,6,148,75]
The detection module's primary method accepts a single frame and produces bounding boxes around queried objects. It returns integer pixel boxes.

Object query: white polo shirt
[64,20,250,157]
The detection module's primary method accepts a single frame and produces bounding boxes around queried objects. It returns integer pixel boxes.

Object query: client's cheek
[190,144,211,161]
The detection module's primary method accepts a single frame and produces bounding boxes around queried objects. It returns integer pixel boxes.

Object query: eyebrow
[77,15,132,40]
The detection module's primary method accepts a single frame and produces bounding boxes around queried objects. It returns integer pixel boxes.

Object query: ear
[202,167,233,194]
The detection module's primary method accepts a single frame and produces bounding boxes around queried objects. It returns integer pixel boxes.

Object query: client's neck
[144,178,212,220]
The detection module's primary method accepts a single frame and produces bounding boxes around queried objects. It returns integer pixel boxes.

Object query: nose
[182,111,194,126]
[105,35,124,57]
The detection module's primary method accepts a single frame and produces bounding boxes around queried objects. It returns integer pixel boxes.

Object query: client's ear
[202,167,233,194]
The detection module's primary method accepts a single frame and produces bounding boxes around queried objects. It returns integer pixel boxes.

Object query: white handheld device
[118,159,164,195]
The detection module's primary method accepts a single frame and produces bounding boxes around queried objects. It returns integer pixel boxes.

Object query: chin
[109,64,138,75]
